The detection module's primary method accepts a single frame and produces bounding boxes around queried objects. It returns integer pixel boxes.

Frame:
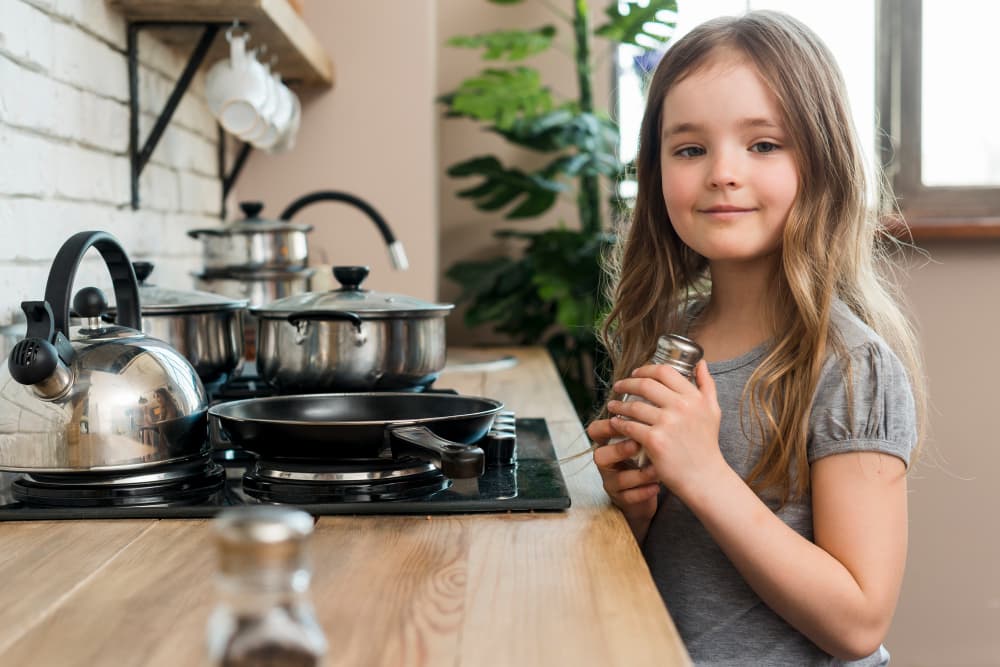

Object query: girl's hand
[607,360,726,502]
[587,418,660,540]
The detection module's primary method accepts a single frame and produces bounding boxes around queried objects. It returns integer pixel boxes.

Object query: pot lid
[187,201,313,237]
[251,266,454,319]
[108,262,248,314]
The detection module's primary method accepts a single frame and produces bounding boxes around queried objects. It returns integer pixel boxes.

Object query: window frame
[877,0,1000,238]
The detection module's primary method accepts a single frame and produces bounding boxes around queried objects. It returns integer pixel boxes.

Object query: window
[616,1,1000,237]
[877,0,1000,236]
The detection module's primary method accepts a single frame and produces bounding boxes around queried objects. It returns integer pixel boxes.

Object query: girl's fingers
[592,437,642,468]
[617,482,661,505]
[611,375,671,406]
[607,398,663,425]
[599,463,658,493]
[627,364,698,396]
[585,419,618,443]
[695,359,717,403]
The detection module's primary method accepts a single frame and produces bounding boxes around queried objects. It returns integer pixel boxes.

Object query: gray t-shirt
[642,301,917,666]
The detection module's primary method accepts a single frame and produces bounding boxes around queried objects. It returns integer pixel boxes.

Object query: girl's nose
[706,152,740,189]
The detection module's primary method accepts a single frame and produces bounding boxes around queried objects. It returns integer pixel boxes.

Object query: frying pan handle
[389,425,485,479]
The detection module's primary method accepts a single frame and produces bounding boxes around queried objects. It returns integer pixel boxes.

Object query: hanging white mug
[204,32,270,135]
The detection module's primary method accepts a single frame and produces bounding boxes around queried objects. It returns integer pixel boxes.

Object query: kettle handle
[43,231,141,335]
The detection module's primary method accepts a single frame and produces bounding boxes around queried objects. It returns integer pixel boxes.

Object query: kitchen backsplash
[0,0,226,326]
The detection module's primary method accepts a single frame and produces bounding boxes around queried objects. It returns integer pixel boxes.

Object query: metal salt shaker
[610,334,704,468]
[206,506,328,667]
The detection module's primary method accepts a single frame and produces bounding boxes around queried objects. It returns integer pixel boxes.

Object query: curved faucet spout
[278,190,409,270]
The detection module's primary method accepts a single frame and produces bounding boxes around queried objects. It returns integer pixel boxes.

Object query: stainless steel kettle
[0,231,209,472]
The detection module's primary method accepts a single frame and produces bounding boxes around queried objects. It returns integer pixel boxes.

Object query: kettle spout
[8,301,75,401]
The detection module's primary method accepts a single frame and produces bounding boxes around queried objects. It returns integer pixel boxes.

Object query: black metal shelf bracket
[128,20,252,215]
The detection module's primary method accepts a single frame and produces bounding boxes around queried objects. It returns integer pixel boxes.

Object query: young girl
[588,10,923,666]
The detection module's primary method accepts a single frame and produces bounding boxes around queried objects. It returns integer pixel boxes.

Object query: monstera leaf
[440,67,553,129]
[448,156,568,219]
[492,109,619,154]
[544,150,620,179]
[595,0,678,48]
[447,25,556,60]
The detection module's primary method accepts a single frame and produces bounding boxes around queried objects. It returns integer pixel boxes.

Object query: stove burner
[11,457,226,507]
[242,456,449,503]
[253,457,438,483]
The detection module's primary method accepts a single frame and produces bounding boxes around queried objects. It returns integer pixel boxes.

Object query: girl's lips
[698,206,757,219]
[699,206,755,213]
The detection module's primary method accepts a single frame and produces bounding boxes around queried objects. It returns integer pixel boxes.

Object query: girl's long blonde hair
[599,10,925,504]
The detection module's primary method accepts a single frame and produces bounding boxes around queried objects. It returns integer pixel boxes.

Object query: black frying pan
[208,393,503,478]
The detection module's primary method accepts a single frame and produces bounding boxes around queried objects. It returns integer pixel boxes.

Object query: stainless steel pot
[193,267,315,308]
[0,231,208,472]
[107,262,248,383]
[188,202,312,272]
[193,267,314,362]
[251,266,453,392]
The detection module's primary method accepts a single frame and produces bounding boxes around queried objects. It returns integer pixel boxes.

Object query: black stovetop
[0,418,570,521]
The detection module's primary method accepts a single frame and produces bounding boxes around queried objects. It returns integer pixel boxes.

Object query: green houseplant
[440,0,677,418]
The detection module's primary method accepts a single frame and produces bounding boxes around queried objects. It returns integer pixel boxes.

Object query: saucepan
[208,393,502,479]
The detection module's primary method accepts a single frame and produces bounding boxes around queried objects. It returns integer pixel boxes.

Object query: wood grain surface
[0,347,690,667]
[0,520,156,654]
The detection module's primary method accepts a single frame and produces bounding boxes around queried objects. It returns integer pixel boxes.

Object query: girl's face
[659,52,799,267]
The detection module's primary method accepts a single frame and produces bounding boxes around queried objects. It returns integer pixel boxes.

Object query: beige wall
[235,0,438,301]
[887,241,1000,666]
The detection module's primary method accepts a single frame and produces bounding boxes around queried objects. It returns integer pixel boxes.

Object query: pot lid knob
[132,261,154,285]
[239,201,265,220]
[72,287,108,319]
[333,266,370,291]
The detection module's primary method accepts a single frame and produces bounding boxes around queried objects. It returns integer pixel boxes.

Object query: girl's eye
[750,141,780,153]
[675,146,705,158]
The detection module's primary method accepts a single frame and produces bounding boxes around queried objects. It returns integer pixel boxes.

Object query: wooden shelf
[108,0,334,87]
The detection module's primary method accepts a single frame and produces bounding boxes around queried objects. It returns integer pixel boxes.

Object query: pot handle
[43,231,141,335]
[388,425,485,479]
[287,310,365,346]
[286,309,362,328]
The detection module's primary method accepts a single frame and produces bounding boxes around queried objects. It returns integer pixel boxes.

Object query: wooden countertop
[0,347,689,666]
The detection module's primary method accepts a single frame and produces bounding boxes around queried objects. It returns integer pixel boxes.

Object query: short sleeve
[808,341,917,467]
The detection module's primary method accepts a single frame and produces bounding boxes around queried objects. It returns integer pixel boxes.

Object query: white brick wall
[0,0,226,328]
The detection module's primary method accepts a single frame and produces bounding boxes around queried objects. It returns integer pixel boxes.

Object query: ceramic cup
[204,34,270,135]
[237,62,280,146]
[268,88,300,153]
[246,73,295,150]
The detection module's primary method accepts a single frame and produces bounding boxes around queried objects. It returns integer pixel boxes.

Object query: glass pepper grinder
[609,334,704,467]
[206,506,328,667]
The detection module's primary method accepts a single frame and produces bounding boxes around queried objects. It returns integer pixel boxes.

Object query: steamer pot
[188,201,312,272]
